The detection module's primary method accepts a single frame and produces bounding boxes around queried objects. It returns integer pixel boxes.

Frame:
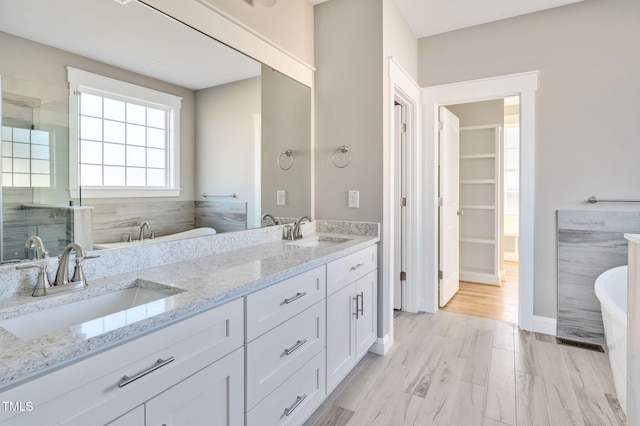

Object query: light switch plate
[348,190,359,208]
[277,190,286,206]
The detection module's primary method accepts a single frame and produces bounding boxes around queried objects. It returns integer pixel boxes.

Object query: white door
[438,107,460,307]
[393,103,407,310]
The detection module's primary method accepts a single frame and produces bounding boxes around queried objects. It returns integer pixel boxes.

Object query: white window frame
[67,67,181,198]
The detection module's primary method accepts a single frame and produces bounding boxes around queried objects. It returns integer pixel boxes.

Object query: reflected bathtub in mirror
[93,228,216,250]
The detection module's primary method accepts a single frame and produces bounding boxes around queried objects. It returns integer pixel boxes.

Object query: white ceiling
[311,0,584,38]
[0,0,585,91]
[0,0,261,90]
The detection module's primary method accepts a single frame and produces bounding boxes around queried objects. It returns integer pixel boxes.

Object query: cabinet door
[145,347,244,426]
[355,271,377,360]
[105,406,144,426]
[326,283,356,393]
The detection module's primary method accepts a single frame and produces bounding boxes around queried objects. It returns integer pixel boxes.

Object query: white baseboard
[532,315,557,336]
[369,335,391,355]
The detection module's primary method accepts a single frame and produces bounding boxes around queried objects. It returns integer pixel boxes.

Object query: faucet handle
[282,225,293,241]
[17,262,52,297]
[70,254,100,285]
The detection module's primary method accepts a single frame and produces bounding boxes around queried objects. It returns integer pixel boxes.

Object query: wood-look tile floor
[441,261,519,324]
[306,310,625,426]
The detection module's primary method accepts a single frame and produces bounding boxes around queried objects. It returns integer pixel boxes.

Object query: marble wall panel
[91,201,195,244]
[194,200,247,233]
[557,210,640,344]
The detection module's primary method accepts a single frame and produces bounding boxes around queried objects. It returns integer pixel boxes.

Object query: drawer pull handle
[284,291,307,304]
[358,292,364,316]
[284,339,307,356]
[353,296,359,319]
[284,394,307,416]
[350,263,365,271]
[118,357,175,388]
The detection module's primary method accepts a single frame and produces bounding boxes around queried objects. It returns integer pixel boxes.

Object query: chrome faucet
[261,213,279,226]
[24,235,47,260]
[54,242,98,290]
[138,222,154,241]
[292,216,311,240]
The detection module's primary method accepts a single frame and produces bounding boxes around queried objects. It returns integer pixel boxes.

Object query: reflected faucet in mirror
[24,236,47,260]
[261,214,279,226]
[138,222,155,242]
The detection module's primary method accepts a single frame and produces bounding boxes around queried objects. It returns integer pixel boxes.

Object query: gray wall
[315,0,383,224]
[417,0,640,319]
[261,66,312,219]
[195,77,260,228]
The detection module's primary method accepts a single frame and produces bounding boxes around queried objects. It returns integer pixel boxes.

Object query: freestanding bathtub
[594,265,627,414]
[93,227,217,250]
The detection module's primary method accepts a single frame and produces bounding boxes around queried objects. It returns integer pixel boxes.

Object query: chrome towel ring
[278,149,294,170]
[332,145,351,168]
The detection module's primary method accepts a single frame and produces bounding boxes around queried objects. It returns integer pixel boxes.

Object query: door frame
[379,57,421,355]
[421,71,538,331]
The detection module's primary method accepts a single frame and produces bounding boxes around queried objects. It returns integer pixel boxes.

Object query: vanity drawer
[246,299,325,410]
[327,245,377,295]
[1,298,244,426]
[246,349,326,426]
[246,265,325,342]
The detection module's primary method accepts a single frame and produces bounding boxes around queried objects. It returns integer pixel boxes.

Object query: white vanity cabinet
[326,245,378,392]
[245,265,327,426]
[106,348,243,426]
[1,298,244,426]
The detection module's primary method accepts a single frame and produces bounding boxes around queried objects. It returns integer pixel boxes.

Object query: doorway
[421,71,537,331]
[438,97,520,324]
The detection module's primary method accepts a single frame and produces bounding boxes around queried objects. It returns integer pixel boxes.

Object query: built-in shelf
[460,237,495,244]
[460,205,495,210]
[460,179,496,185]
[459,124,502,286]
[460,154,496,160]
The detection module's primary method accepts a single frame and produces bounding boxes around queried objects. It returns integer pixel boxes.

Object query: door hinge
[401,197,407,207]
[400,271,407,281]
[401,123,407,133]
[438,197,444,207]
[438,270,443,280]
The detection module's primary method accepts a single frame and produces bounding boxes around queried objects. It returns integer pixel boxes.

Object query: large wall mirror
[0,0,312,262]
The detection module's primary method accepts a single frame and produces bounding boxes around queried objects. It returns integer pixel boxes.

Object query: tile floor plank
[307,311,625,426]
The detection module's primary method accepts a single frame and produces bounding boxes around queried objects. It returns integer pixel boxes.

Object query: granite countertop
[0,231,378,391]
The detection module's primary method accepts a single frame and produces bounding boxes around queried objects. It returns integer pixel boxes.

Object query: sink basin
[0,281,184,340]
[287,236,351,248]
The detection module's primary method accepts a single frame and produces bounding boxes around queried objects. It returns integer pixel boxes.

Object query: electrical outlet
[348,190,359,208]
[277,190,286,206]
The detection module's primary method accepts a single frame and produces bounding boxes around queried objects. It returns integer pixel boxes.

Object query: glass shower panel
[1,75,80,262]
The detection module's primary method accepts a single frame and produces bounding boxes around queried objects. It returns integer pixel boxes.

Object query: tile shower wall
[557,210,640,344]
[2,206,68,260]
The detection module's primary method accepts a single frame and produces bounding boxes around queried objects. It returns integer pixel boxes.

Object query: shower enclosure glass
[1,75,80,262]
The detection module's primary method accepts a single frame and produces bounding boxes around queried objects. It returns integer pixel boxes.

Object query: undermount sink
[287,236,351,248]
[0,281,184,340]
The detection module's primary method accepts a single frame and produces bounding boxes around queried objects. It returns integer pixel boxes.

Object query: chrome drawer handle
[350,263,365,271]
[284,394,307,416]
[118,357,175,388]
[353,296,359,319]
[284,339,307,356]
[358,292,364,316]
[284,291,307,304]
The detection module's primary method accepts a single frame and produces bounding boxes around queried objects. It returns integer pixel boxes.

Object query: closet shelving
[459,124,502,285]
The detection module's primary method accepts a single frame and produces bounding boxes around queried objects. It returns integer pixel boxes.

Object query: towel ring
[278,149,294,170]
[332,145,351,168]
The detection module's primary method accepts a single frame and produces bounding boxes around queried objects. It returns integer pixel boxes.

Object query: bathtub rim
[594,264,627,329]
